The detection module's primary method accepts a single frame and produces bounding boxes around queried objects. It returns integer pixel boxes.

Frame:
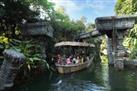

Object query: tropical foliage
[0,0,88,75]
[51,7,86,42]
[0,0,54,37]
[0,36,9,45]
[123,25,137,59]
[100,36,108,63]
[85,23,95,32]
[115,0,137,59]
[9,39,53,72]
[115,0,137,15]
[0,0,56,75]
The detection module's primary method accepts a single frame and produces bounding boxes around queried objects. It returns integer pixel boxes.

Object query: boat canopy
[55,41,95,47]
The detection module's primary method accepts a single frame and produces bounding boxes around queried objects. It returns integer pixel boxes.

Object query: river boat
[54,41,95,74]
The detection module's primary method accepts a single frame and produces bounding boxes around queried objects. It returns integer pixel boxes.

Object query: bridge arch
[77,15,137,70]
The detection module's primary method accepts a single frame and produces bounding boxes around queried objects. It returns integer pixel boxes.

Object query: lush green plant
[0,0,54,38]
[100,36,108,63]
[50,7,86,42]
[9,39,52,71]
[0,35,9,50]
[123,24,137,59]
[85,23,95,32]
[0,35,10,60]
[115,0,137,15]
[115,0,137,59]
[0,36,8,44]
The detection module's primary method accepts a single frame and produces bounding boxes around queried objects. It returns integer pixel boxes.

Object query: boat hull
[55,56,94,74]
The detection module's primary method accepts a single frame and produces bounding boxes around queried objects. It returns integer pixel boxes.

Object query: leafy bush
[115,0,137,59]
[123,24,137,59]
[9,39,52,72]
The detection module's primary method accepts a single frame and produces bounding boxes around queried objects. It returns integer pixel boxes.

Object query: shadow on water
[11,62,137,91]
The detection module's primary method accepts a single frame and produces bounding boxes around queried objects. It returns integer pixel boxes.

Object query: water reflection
[11,63,137,91]
[51,69,109,91]
[109,67,137,91]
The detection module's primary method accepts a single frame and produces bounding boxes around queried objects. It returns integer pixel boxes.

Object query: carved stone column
[95,15,137,70]
[107,37,114,65]
[38,37,47,59]
[114,31,127,70]
[0,49,25,90]
[21,21,54,64]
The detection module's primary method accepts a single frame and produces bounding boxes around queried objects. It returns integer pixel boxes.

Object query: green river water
[11,63,137,91]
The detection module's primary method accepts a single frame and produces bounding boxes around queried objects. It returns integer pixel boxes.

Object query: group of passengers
[56,54,89,65]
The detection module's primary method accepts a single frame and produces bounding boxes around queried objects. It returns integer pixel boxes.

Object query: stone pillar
[107,37,114,65]
[21,21,54,60]
[0,49,25,91]
[95,15,137,70]
[114,31,127,70]
[39,37,47,59]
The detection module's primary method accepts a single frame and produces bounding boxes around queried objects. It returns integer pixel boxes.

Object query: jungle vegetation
[1,0,137,76]
[115,0,137,59]
[0,0,95,76]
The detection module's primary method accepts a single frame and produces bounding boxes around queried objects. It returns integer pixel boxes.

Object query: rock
[114,58,124,70]
[0,49,25,91]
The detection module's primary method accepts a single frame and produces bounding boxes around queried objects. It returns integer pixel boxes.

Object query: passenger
[66,56,72,64]
[86,56,89,61]
[83,56,86,62]
[62,55,66,64]
[57,54,62,64]
[80,57,84,63]
[76,56,80,64]
[72,57,76,64]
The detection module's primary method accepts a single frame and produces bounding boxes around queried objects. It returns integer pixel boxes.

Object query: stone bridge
[77,15,137,70]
